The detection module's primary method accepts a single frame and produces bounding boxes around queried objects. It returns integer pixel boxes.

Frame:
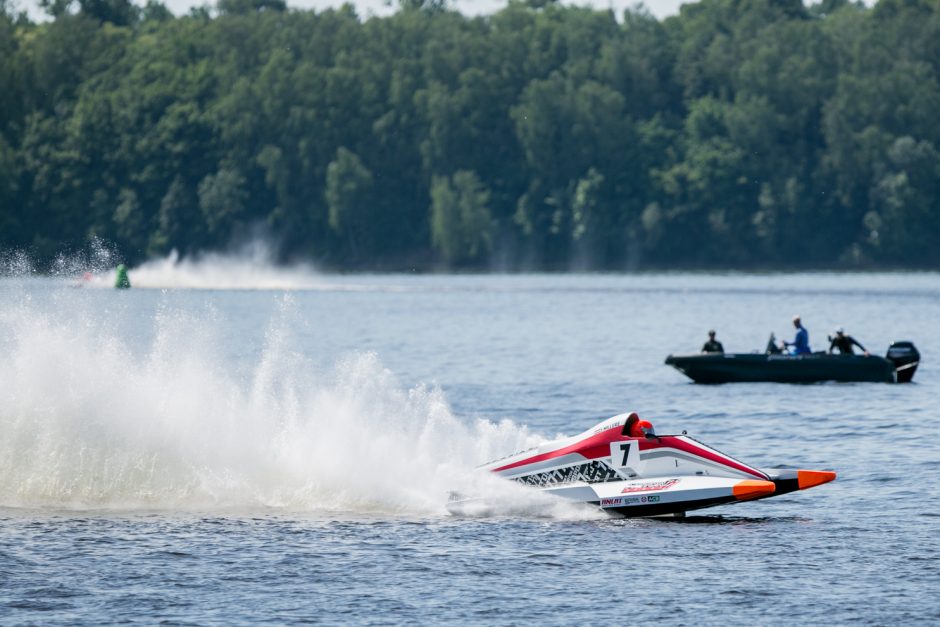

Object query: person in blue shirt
[782,315,811,354]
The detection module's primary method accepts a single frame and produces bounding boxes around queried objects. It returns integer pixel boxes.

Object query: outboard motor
[886,341,920,383]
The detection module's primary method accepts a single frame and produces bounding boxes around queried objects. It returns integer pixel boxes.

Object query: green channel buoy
[114,264,131,289]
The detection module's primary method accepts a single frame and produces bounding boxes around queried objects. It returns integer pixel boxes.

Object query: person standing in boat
[701,330,724,353]
[782,315,811,354]
[828,327,869,356]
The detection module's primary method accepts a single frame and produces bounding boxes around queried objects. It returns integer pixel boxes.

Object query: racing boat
[447,413,835,518]
[665,341,919,384]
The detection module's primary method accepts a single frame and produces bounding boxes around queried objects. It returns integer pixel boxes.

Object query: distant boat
[665,341,919,384]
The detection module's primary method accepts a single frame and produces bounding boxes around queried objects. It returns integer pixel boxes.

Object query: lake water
[1,268,939,624]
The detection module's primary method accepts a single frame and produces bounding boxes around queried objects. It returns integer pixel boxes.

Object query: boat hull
[665,352,898,383]
[553,475,777,517]
[445,476,770,518]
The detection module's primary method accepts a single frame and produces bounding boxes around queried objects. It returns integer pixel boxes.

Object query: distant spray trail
[127,244,327,290]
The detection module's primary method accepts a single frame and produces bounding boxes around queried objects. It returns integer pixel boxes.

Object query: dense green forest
[1,0,939,270]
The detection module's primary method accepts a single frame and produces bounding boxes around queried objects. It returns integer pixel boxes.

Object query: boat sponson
[764,468,837,496]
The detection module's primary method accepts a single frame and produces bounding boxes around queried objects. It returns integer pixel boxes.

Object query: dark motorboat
[665,341,920,384]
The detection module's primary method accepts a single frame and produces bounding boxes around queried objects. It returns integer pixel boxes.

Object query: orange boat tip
[797,469,837,490]
[733,480,776,500]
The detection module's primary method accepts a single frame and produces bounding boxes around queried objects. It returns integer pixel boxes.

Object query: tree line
[1,0,939,270]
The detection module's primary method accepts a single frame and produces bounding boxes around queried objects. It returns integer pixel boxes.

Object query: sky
[18,0,691,21]
[197,1,692,20]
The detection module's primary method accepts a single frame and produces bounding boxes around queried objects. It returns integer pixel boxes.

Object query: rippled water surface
[1,271,939,624]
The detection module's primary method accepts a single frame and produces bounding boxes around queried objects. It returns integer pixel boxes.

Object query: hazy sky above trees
[17,1,875,23]
[20,0,689,20]
[207,1,690,20]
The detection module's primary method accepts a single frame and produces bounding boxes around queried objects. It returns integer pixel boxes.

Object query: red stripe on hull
[492,427,624,472]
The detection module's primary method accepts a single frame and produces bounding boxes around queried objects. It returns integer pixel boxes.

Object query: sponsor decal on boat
[621,478,679,494]
[516,460,620,488]
[600,496,641,507]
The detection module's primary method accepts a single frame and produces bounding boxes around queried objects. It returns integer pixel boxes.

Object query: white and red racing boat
[449,413,835,518]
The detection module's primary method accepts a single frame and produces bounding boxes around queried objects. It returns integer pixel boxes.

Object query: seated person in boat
[828,327,869,356]
[782,315,811,355]
[765,332,782,354]
[701,330,724,353]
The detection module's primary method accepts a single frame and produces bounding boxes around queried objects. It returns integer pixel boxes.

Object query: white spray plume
[0,284,600,520]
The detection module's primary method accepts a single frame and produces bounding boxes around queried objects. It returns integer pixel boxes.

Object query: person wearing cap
[701,330,724,353]
[829,327,869,356]
[782,315,811,354]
